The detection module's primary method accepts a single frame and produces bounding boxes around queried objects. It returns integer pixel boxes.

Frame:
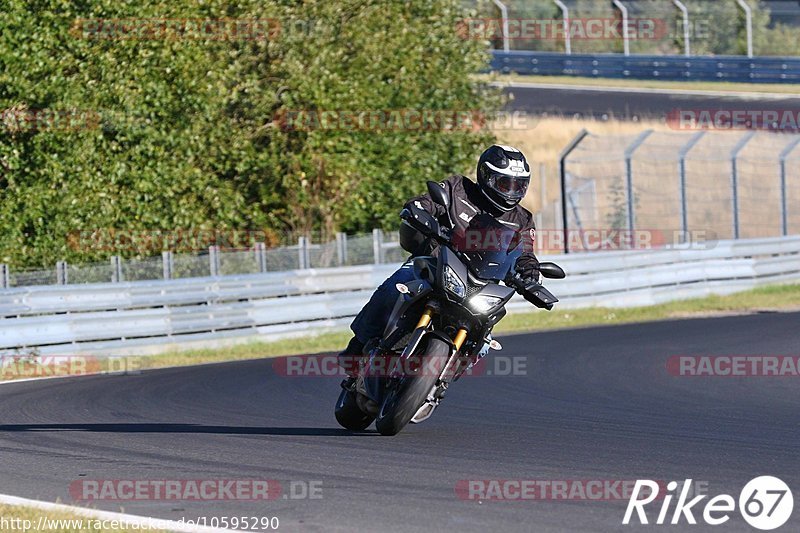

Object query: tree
[0,0,498,268]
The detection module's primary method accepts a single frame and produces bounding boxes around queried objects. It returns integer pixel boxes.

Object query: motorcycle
[335,181,565,435]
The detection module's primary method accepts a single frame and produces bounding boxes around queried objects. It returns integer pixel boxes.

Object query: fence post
[623,130,654,235]
[335,232,347,266]
[209,245,220,276]
[735,0,754,58]
[730,131,757,240]
[779,137,800,237]
[255,242,267,273]
[553,0,571,55]
[111,255,122,283]
[491,0,510,53]
[611,0,630,56]
[677,131,706,241]
[372,229,383,265]
[298,237,309,269]
[56,261,68,285]
[672,0,691,57]
[162,251,173,280]
[0,264,8,289]
[559,129,589,254]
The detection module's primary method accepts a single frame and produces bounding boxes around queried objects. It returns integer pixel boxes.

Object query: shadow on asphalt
[0,424,376,436]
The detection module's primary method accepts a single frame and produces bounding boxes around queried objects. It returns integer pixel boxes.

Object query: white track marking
[0,493,244,532]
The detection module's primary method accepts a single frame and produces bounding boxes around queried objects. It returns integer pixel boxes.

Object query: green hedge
[0,0,498,268]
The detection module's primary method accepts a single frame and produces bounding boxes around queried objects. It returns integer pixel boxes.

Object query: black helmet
[476,145,531,212]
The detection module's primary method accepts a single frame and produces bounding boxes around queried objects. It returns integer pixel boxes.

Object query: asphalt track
[0,311,799,532]
[502,83,800,120]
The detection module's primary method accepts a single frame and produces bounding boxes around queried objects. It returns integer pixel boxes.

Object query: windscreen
[450,213,523,280]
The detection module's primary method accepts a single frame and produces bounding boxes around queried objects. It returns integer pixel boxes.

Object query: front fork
[415,307,469,352]
[414,306,469,351]
[413,306,470,385]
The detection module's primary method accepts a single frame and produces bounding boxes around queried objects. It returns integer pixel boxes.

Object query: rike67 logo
[624,477,793,530]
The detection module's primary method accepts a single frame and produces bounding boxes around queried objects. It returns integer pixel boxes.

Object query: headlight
[468,294,503,314]
[443,265,466,298]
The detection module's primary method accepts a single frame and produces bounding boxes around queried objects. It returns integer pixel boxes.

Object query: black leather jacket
[403,175,540,278]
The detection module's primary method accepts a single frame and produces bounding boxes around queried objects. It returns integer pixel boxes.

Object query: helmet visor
[490,173,529,198]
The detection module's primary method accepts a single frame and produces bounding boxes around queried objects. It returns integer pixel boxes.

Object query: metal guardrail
[0,237,798,355]
[491,50,800,83]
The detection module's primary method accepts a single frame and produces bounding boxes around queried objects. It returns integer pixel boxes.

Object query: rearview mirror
[426,181,450,210]
[539,262,566,280]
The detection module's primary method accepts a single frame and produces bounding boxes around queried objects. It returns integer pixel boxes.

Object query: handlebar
[400,205,560,310]
[400,205,451,243]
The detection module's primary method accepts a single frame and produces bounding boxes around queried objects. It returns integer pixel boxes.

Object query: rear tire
[375,337,450,436]
[334,388,375,431]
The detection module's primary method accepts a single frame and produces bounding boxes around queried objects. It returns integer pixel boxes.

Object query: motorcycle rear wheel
[334,387,376,431]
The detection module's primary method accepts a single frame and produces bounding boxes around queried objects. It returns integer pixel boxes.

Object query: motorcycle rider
[339,145,541,370]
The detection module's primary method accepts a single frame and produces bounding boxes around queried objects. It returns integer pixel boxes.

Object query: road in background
[500,81,800,120]
[0,312,798,531]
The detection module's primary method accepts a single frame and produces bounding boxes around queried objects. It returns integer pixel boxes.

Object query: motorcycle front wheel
[375,336,450,436]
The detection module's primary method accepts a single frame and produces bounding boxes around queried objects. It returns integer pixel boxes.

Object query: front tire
[334,388,375,431]
[375,337,450,436]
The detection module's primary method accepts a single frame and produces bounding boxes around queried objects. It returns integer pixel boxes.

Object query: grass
[479,73,800,95]
[0,504,167,532]
[30,282,790,376]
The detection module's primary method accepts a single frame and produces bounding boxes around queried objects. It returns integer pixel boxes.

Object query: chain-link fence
[0,230,406,289]
[476,0,800,57]
[560,129,800,252]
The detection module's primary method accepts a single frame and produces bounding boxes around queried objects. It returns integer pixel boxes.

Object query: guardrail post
[0,264,8,289]
[208,245,220,276]
[298,237,309,269]
[677,131,706,241]
[559,129,589,254]
[779,137,800,237]
[56,261,68,285]
[731,131,757,240]
[255,242,268,273]
[372,229,383,265]
[111,255,122,282]
[162,251,173,280]
[335,232,347,266]
[623,130,654,234]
